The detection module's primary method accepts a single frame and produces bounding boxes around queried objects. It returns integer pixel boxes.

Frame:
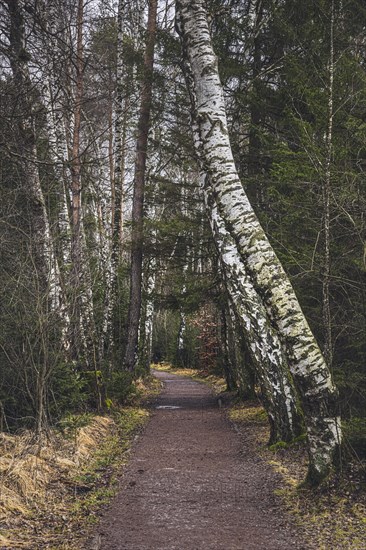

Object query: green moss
[269,440,288,451]
[269,433,307,452]
[228,405,267,424]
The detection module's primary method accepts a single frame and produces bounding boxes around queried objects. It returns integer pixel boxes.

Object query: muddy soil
[86,370,309,550]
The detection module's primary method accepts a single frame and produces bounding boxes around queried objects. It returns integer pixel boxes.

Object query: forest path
[87,370,308,550]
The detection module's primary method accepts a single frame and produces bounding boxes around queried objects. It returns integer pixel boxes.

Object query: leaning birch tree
[206,188,302,443]
[176,0,341,484]
[182,45,302,443]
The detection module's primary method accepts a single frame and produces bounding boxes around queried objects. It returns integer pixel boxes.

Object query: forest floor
[84,368,311,550]
[2,368,365,549]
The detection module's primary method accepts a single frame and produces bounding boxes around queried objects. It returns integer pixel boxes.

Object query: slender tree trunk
[110,5,130,357]
[66,1,102,410]
[124,0,158,371]
[181,24,301,442]
[39,0,72,353]
[177,310,187,366]
[82,110,112,367]
[248,0,263,178]
[177,254,189,366]
[113,0,128,263]
[69,0,84,362]
[225,302,255,398]
[322,0,335,368]
[138,194,160,372]
[219,306,237,392]
[43,79,71,268]
[176,0,341,483]
[138,257,156,372]
[108,74,115,221]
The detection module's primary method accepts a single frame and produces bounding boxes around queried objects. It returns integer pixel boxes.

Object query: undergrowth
[0,375,160,549]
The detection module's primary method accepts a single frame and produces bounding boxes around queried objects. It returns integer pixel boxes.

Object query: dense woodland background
[0,0,365,454]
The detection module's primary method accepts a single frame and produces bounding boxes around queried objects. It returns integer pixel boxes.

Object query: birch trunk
[67,1,102,411]
[38,0,73,353]
[177,310,187,365]
[69,0,85,364]
[138,192,161,372]
[177,251,189,366]
[138,258,156,372]
[109,1,130,360]
[180,17,301,442]
[113,0,129,263]
[40,0,71,263]
[322,0,335,368]
[206,187,302,443]
[176,0,341,483]
[43,79,71,268]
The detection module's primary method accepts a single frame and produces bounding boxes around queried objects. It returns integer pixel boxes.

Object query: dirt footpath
[87,370,309,550]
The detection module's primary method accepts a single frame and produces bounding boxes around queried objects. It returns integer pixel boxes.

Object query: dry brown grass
[0,375,160,549]
[0,416,115,548]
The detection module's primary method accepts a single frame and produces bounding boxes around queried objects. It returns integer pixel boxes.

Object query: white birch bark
[107,0,129,362]
[179,18,301,442]
[7,0,61,313]
[206,187,302,442]
[123,0,158,371]
[177,240,189,364]
[176,0,341,483]
[138,257,156,371]
[43,80,71,267]
[177,309,186,356]
[113,0,128,260]
[40,0,71,267]
[144,266,156,368]
[37,2,74,355]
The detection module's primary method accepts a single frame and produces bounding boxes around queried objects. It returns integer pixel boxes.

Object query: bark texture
[206,188,302,443]
[176,0,341,483]
[69,0,85,362]
[112,0,128,264]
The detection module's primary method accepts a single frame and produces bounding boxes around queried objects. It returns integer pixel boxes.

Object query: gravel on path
[86,370,309,550]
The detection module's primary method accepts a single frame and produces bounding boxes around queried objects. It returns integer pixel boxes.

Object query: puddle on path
[156,405,182,410]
